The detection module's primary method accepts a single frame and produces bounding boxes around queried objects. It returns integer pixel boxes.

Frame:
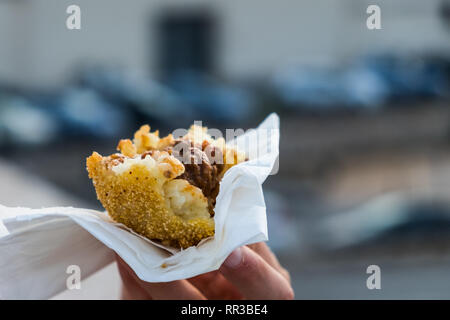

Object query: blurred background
[2,0,450,299]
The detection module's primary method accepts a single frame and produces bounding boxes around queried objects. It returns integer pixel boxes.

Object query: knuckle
[240,254,261,276]
[281,286,295,300]
[281,268,291,283]
[233,249,266,281]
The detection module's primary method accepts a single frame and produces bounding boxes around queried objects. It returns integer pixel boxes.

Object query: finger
[188,271,243,300]
[141,280,207,300]
[247,242,280,268]
[247,242,291,282]
[219,246,294,300]
[116,255,206,300]
[116,257,152,300]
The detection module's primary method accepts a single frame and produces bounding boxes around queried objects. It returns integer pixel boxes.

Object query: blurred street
[4,100,450,298]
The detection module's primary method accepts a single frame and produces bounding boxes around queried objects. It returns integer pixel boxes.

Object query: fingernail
[224,248,242,269]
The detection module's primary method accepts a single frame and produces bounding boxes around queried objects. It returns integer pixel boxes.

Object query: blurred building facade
[0,0,449,89]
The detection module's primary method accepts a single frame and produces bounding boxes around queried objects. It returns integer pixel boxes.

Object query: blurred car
[0,94,57,146]
[271,54,450,112]
[80,67,189,126]
[166,70,255,122]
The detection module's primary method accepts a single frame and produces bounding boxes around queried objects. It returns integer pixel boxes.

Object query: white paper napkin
[0,113,279,299]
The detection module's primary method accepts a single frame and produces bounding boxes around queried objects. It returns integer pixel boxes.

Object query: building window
[157,10,216,79]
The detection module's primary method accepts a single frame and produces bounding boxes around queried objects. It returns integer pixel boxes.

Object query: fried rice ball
[87,124,245,249]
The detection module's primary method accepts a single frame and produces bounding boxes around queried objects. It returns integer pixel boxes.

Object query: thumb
[219,246,294,300]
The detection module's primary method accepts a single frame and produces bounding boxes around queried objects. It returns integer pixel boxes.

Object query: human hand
[116,242,294,300]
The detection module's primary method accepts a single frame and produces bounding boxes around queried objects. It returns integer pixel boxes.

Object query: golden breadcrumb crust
[87,124,245,249]
[87,151,214,248]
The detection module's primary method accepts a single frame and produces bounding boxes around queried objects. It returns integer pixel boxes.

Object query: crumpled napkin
[0,113,279,299]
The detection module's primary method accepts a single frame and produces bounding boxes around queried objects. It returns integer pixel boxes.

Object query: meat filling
[171,139,224,215]
[139,138,225,215]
